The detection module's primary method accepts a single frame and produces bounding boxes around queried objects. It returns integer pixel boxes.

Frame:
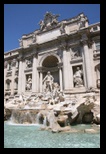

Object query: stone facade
[4,12,100,97]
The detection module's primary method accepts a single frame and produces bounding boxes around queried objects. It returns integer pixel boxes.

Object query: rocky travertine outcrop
[4,107,12,121]
[4,92,100,133]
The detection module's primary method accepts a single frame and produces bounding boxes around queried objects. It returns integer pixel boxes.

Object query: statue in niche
[73,67,83,88]
[26,59,32,68]
[42,71,54,92]
[60,22,65,34]
[26,75,32,91]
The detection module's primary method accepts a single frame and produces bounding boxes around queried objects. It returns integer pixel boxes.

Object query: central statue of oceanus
[42,71,54,92]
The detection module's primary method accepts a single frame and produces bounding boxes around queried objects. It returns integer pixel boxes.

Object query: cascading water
[43,116,47,126]
[8,109,40,124]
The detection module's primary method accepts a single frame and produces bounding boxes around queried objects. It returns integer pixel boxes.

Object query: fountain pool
[4,122,100,148]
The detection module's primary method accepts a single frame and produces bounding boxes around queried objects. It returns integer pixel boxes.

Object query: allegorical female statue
[73,67,83,87]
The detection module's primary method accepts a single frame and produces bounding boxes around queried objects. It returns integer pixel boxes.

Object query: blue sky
[4,4,100,52]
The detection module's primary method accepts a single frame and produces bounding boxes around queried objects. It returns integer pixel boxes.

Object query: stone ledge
[63,87,86,94]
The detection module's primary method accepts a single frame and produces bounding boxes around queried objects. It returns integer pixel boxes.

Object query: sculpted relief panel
[71,47,82,60]
[26,58,33,69]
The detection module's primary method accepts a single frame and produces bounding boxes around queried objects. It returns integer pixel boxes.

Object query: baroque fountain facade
[4,12,100,133]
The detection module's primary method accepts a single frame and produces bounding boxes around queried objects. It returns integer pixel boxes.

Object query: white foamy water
[5,121,40,127]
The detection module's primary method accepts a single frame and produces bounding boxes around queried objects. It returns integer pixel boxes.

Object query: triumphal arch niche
[38,53,63,93]
[4,12,100,96]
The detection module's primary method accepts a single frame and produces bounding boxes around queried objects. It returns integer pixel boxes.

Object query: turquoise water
[4,122,100,148]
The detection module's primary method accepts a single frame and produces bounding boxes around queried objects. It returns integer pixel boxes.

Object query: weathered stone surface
[84,129,98,133]
[4,108,12,120]
[57,115,68,127]
[4,83,100,134]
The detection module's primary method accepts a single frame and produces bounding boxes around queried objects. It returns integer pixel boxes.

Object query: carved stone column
[32,54,38,93]
[81,39,93,89]
[4,61,8,94]
[61,44,72,91]
[59,68,63,91]
[7,62,10,70]
[18,58,23,94]
[58,63,63,91]
[40,71,43,93]
[91,41,97,88]
[21,60,26,93]
[11,59,16,95]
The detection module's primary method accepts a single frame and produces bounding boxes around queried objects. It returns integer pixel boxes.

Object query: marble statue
[39,12,59,31]
[79,14,86,28]
[19,39,23,47]
[60,22,65,34]
[39,20,45,31]
[73,67,83,87]
[26,75,32,90]
[42,71,54,92]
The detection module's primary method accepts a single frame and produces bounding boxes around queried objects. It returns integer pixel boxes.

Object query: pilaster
[61,44,72,90]
[11,59,16,95]
[81,37,93,89]
[18,58,23,94]
[32,54,38,93]
[4,61,7,94]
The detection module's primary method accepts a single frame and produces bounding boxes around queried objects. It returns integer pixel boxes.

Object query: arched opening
[42,55,59,85]
[42,55,58,68]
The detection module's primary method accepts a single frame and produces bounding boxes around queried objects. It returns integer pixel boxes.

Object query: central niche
[42,55,59,83]
[42,55,58,68]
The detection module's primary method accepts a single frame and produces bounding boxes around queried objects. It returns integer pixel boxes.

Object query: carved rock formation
[4,91,100,133]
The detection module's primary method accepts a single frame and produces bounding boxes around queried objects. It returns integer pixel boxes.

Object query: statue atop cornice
[18,39,23,47]
[39,12,60,31]
[78,13,88,29]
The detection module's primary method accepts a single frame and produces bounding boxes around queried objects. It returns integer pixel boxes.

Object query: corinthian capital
[59,44,69,50]
[80,39,88,45]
